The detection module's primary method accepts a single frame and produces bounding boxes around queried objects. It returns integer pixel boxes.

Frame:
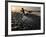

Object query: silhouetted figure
[21,8,25,14]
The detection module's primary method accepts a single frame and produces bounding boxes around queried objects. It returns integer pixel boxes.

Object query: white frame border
[8,2,44,35]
